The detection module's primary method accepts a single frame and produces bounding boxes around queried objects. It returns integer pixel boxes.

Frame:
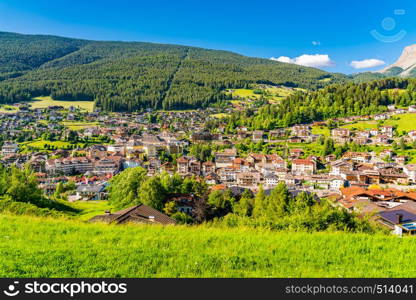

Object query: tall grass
[0,214,415,278]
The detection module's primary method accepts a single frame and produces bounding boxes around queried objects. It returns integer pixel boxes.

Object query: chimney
[396,213,403,224]
[148,216,155,222]
[105,210,111,215]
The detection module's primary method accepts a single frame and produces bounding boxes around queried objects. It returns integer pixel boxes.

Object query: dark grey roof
[378,209,416,224]
[228,186,250,197]
[89,145,107,151]
[89,204,176,225]
[76,184,105,193]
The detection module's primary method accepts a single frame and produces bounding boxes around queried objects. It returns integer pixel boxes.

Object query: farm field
[1,214,416,278]
[341,121,378,130]
[227,88,261,99]
[384,88,408,96]
[341,113,416,132]
[385,113,416,133]
[26,96,94,112]
[319,77,332,82]
[19,140,84,151]
[226,86,302,105]
[61,121,100,130]
[312,125,330,136]
[268,142,326,157]
[0,105,19,113]
[211,113,230,119]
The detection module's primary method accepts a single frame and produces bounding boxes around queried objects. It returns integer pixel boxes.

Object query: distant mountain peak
[379,44,416,77]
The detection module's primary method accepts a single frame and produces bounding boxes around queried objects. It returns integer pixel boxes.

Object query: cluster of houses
[176,149,320,190]
[3,102,416,232]
[173,147,416,198]
[335,186,416,235]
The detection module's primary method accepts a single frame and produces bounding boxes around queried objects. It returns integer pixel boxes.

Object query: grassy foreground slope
[0,214,415,278]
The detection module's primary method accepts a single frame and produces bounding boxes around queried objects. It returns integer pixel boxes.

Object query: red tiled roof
[177,156,189,163]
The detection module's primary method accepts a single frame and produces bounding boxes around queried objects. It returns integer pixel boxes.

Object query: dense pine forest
[0,31,350,111]
[226,78,416,130]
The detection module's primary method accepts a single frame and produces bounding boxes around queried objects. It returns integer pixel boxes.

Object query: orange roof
[233,158,244,164]
[211,184,226,191]
[341,186,416,201]
[339,186,366,198]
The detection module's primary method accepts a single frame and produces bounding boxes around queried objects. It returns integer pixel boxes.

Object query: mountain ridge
[0,31,349,111]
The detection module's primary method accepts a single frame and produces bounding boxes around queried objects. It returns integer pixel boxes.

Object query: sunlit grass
[19,140,84,150]
[69,200,112,221]
[341,121,378,130]
[1,214,414,278]
[341,113,416,133]
[61,121,99,130]
[26,96,94,112]
[312,126,330,137]
[385,113,416,133]
[0,105,18,113]
[211,113,230,119]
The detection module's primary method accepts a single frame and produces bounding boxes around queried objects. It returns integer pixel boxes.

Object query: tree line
[225,77,416,130]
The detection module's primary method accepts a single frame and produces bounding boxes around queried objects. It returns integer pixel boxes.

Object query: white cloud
[270,54,335,68]
[312,41,321,46]
[271,56,292,63]
[350,59,385,69]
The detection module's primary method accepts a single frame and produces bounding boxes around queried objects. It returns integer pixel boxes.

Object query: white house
[291,159,316,175]
[1,142,18,155]
[403,164,416,183]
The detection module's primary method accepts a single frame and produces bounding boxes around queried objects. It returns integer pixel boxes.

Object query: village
[2,102,416,234]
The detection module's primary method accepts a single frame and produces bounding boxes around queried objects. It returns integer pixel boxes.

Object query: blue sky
[0,0,415,73]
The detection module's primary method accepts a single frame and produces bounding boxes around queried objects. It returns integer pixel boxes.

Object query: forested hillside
[226,78,416,130]
[0,31,349,111]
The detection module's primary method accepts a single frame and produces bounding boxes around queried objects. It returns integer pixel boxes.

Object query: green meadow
[69,200,112,221]
[1,214,416,278]
[226,86,301,105]
[342,113,416,133]
[342,121,378,131]
[211,113,230,119]
[0,105,19,113]
[19,140,84,151]
[385,113,416,133]
[61,121,100,130]
[26,96,94,112]
[311,125,330,136]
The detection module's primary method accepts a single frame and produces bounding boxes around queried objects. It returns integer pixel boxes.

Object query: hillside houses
[329,156,408,185]
[403,165,416,183]
[215,148,237,168]
[291,159,316,175]
[4,99,416,233]
[46,152,123,176]
[331,128,351,144]
[177,156,201,176]
[337,186,416,220]
[1,142,19,155]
